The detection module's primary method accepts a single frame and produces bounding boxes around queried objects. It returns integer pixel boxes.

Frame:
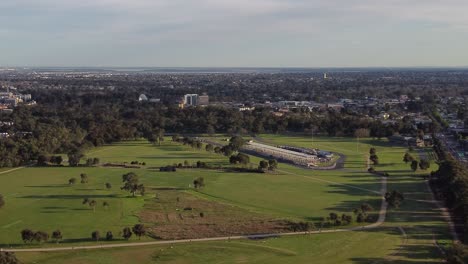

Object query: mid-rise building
[198,95,209,105]
[184,94,199,106]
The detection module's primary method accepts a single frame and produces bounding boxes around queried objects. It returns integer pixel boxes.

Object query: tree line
[0,85,436,168]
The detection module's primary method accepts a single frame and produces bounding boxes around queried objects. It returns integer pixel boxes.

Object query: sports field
[0,135,454,263]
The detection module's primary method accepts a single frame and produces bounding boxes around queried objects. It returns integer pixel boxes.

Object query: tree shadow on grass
[74,188,105,191]
[19,194,119,199]
[24,185,67,188]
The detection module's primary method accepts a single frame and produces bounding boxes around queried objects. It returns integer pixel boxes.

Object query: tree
[89,200,97,212]
[446,243,468,264]
[419,159,431,170]
[103,201,109,209]
[91,231,100,242]
[0,194,4,209]
[385,190,404,208]
[68,178,77,185]
[411,160,418,172]
[403,152,413,163]
[86,158,94,166]
[193,177,205,189]
[360,203,374,212]
[370,154,379,165]
[68,149,84,167]
[52,230,62,244]
[205,144,214,152]
[132,224,146,239]
[121,172,145,196]
[214,146,221,154]
[33,231,49,243]
[80,173,88,184]
[106,231,113,241]
[122,227,132,240]
[82,198,90,205]
[37,154,49,166]
[369,148,376,155]
[229,153,250,165]
[268,159,278,171]
[229,136,245,151]
[52,156,63,165]
[258,160,269,171]
[0,252,20,264]
[105,182,112,189]
[195,141,203,150]
[21,229,35,243]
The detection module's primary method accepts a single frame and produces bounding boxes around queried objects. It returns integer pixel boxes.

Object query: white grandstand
[244,141,318,167]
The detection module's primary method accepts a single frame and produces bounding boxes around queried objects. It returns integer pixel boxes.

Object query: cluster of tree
[446,243,468,264]
[130,160,146,166]
[85,157,100,166]
[0,69,455,169]
[287,221,313,232]
[193,177,205,189]
[37,155,63,166]
[121,172,145,196]
[80,173,89,184]
[369,148,379,165]
[159,165,177,172]
[163,160,213,170]
[384,190,404,208]
[319,212,354,227]
[431,138,468,243]
[229,153,250,165]
[0,252,20,264]
[173,136,204,150]
[82,198,109,212]
[146,128,165,146]
[403,152,415,163]
[258,159,278,171]
[409,159,431,172]
[21,229,63,244]
[119,224,147,240]
[353,203,375,222]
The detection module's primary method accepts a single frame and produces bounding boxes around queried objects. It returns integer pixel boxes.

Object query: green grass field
[18,231,402,264]
[0,135,453,263]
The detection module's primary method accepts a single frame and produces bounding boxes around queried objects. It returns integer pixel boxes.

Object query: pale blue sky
[1,0,467,67]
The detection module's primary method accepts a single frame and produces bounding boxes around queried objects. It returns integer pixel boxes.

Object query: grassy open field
[18,231,402,264]
[0,134,453,263]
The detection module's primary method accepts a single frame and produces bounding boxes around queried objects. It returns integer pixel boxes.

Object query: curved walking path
[2,171,388,253]
[0,166,26,175]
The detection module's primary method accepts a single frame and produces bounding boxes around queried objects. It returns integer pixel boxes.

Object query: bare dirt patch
[139,188,292,240]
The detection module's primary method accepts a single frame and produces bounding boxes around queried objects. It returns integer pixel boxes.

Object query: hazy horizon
[1,0,467,67]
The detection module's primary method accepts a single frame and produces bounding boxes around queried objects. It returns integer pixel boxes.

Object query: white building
[184,94,199,106]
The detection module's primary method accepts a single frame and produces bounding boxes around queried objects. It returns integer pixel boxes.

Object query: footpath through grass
[18,231,402,264]
[0,135,454,263]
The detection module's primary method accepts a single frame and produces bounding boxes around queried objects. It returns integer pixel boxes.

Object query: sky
[1,0,467,67]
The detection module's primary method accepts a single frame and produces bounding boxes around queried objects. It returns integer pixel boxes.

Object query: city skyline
[1,0,468,67]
